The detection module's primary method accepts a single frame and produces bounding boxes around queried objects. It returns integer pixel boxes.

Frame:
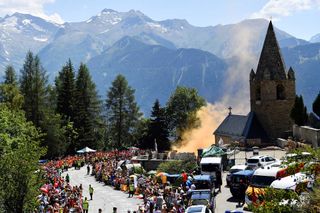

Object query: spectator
[83,197,89,213]
[89,184,94,200]
[87,164,90,175]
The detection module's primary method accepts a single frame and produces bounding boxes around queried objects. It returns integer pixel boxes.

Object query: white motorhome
[270,172,314,192]
[200,157,222,179]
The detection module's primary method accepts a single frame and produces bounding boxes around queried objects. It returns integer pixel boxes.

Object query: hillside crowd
[37,150,199,212]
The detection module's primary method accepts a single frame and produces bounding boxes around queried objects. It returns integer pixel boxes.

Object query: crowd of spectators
[89,150,196,212]
[36,157,85,213]
[37,150,199,212]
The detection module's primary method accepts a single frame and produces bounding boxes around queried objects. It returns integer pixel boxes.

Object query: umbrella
[147,170,157,175]
[76,147,96,153]
[156,172,168,177]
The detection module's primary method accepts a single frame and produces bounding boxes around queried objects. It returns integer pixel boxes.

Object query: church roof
[214,112,268,141]
[214,114,249,138]
[255,21,287,80]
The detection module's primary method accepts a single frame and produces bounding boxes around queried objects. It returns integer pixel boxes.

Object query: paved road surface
[63,166,142,213]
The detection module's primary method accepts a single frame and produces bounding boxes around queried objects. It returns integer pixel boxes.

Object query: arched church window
[277,84,285,100]
[256,86,261,101]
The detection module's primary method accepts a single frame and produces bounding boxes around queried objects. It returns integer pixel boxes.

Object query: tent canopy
[202,145,225,157]
[76,147,96,153]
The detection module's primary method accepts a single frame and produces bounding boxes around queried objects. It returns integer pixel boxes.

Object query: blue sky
[0,0,319,40]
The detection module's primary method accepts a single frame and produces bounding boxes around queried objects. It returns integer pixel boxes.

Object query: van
[189,190,216,212]
[270,172,314,193]
[230,170,254,198]
[270,172,314,208]
[226,164,251,186]
[200,157,222,178]
[200,157,222,190]
[193,175,215,193]
[245,166,285,205]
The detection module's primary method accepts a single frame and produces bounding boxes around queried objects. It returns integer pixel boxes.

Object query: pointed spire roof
[250,69,256,81]
[255,21,287,80]
[288,67,295,80]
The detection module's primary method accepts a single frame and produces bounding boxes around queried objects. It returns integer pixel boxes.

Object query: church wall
[250,79,295,140]
[214,135,233,145]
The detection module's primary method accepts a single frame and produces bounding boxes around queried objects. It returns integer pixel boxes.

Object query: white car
[246,155,278,169]
[186,205,212,213]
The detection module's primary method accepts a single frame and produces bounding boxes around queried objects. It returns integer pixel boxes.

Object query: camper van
[270,172,314,207]
[200,157,222,178]
[270,172,314,193]
[245,166,287,205]
[200,157,223,191]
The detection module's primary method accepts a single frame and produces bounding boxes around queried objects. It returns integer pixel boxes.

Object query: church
[214,21,296,146]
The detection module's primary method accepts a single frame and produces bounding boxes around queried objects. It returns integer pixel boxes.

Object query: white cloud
[0,0,64,24]
[251,0,320,20]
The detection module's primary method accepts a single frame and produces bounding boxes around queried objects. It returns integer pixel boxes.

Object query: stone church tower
[250,21,296,140]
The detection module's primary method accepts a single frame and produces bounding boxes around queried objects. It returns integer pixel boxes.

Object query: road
[63,166,142,213]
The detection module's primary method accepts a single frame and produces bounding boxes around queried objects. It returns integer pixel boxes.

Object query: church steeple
[255,21,287,80]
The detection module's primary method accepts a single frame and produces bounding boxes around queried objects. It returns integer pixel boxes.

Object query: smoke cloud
[173,103,227,153]
[175,22,259,153]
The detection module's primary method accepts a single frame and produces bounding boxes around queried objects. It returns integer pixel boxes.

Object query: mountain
[87,36,227,113]
[282,43,320,110]
[0,9,317,114]
[310,33,320,43]
[0,13,61,71]
[37,9,307,77]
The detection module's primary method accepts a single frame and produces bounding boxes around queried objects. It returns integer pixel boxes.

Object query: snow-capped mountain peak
[310,33,320,43]
[86,8,123,25]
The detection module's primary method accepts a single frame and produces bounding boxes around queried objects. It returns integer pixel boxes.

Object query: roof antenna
[228,106,232,115]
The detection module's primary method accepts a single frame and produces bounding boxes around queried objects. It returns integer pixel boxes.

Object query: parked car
[186,205,212,213]
[226,164,251,186]
[189,190,216,212]
[193,174,215,195]
[230,170,254,198]
[246,155,278,169]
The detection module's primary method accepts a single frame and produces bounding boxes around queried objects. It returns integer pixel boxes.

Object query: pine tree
[290,95,308,126]
[0,65,23,110]
[20,51,48,127]
[146,99,170,151]
[56,59,76,121]
[73,63,101,150]
[4,65,17,85]
[312,92,320,118]
[106,74,141,148]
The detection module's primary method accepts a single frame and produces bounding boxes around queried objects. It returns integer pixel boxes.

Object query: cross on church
[228,106,232,115]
